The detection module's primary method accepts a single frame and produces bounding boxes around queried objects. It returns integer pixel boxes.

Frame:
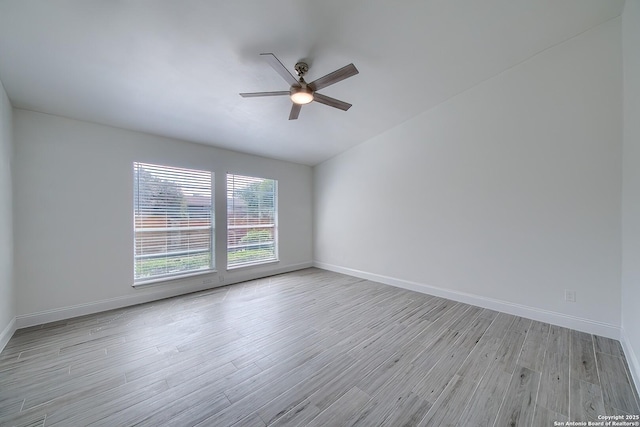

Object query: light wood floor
[1,268,639,426]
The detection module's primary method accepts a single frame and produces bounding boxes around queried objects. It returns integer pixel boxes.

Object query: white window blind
[134,162,213,282]
[227,173,278,268]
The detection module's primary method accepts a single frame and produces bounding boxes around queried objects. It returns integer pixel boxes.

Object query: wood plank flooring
[1,268,638,426]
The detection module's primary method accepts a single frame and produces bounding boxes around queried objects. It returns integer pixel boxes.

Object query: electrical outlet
[219,275,225,283]
[565,290,576,303]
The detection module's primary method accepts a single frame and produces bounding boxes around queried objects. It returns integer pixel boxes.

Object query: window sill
[133,269,217,288]
[227,259,279,271]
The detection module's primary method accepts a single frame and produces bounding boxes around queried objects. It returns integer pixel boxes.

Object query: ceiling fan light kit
[290,85,313,104]
[240,53,358,120]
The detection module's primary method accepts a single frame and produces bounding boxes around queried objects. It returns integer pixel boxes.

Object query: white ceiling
[0,0,625,165]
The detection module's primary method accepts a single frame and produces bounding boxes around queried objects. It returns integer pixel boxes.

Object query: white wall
[314,18,622,337]
[622,0,640,391]
[13,110,312,324]
[0,79,14,349]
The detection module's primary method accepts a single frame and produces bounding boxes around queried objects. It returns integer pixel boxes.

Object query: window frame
[226,173,279,270]
[133,162,215,286]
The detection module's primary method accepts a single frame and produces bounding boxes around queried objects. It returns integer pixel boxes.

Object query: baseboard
[15,262,313,330]
[0,316,16,353]
[314,261,621,340]
[621,328,640,399]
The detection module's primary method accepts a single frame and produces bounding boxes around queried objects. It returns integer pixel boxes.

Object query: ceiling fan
[240,53,359,120]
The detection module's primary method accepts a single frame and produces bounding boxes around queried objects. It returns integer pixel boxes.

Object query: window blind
[227,173,278,268]
[133,162,213,282]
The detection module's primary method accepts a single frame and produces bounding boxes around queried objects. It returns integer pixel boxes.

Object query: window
[133,162,213,283]
[227,173,278,268]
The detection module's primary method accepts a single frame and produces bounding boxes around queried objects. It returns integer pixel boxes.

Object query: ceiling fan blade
[289,103,302,120]
[308,63,359,91]
[313,93,352,111]
[261,53,298,86]
[239,91,290,98]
